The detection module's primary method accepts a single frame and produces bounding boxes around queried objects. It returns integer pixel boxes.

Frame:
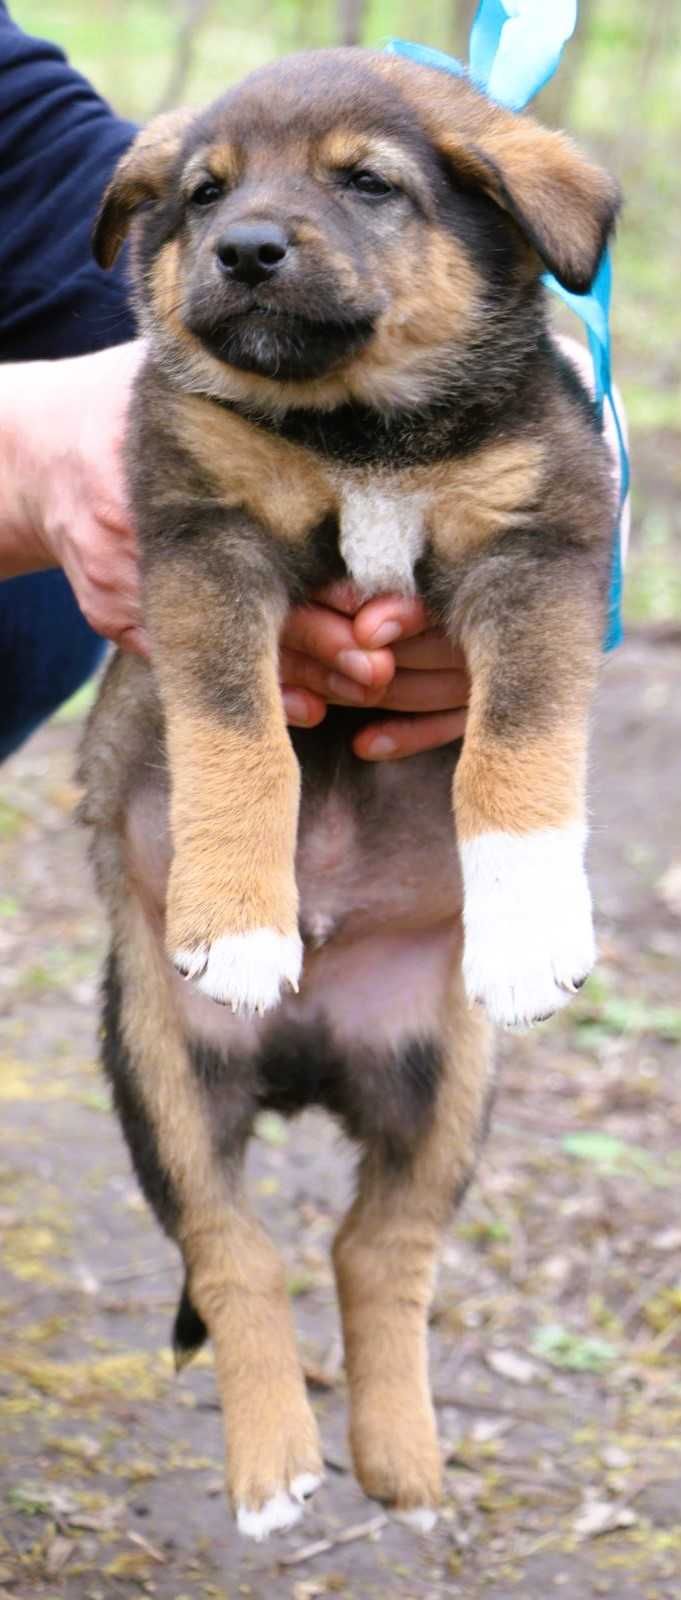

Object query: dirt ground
[1,629,681,1600]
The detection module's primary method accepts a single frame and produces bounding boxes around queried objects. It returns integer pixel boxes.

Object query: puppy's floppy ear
[374,56,620,294]
[446,116,621,294]
[93,108,194,269]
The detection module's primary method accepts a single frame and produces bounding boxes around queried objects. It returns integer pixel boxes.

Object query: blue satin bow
[388,0,627,650]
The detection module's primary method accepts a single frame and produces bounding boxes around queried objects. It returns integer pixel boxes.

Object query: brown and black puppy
[79,48,619,1539]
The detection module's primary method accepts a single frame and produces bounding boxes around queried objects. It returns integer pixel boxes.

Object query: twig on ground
[434,1390,546,1421]
[278,1513,388,1567]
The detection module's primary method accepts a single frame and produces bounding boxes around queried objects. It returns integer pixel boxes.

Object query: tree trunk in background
[337,0,367,48]
[451,0,479,56]
[535,0,594,128]
[155,0,212,112]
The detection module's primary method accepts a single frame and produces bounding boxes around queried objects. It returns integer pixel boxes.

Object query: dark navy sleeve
[0,2,138,360]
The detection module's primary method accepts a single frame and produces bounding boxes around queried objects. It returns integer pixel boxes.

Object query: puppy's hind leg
[333,966,492,1526]
[103,891,323,1540]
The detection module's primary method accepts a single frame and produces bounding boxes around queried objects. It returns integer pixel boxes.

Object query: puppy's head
[94,49,619,413]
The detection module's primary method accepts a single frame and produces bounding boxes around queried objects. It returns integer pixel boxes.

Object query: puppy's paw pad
[394,1506,438,1534]
[236,1472,323,1542]
[173,928,303,1016]
[461,826,595,1030]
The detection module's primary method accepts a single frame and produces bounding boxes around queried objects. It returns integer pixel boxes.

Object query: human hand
[280,582,469,760]
[3,341,150,656]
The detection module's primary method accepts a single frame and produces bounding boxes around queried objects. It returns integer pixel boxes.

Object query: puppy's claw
[172,928,303,1016]
[173,946,208,981]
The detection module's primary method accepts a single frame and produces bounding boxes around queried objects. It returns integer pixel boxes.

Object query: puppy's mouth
[188,305,376,382]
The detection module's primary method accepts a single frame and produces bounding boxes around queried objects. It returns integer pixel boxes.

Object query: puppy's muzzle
[216,221,289,288]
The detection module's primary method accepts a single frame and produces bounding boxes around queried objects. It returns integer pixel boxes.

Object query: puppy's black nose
[215,222,289,285]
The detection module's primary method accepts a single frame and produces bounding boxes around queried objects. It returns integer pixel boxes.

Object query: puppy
[79,47,619,1539]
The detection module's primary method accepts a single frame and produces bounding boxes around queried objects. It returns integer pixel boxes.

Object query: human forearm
[0,362,54,576]
[0,343,149,655]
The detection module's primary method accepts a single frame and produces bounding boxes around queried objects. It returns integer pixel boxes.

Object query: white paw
[461,825,595,1030]
[173,928,303,1016]
[394,1506,438,1533]
[236,1472,322,1542]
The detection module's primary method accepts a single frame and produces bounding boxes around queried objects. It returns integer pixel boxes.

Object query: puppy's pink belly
[292,922,460,1048]
[296,792,461,943]
[125,784,461,1052]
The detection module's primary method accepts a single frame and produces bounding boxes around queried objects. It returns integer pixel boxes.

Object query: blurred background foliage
[14,0,681,622]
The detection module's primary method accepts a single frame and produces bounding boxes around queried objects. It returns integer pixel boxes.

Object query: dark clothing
[0,2,137,758]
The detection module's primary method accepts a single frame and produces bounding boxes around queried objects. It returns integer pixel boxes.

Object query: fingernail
[282,690,311,724]
[327,672,366,704]
[367,620,402,647]
[335,649,374,685]
[366,734,398,758]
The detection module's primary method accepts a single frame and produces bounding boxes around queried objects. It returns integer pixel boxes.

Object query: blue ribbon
[388,0,627,650]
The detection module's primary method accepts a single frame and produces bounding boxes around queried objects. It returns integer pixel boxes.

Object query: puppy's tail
[172,1279,208,1371]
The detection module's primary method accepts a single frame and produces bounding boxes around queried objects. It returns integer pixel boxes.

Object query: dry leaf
[45,1535,74,1576]
[656,862,681,917]
[127,1529,166,1563]
[573,1498,637,1540]
[485,1349,537,1385]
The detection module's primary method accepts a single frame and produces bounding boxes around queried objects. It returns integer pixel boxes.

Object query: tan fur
[145,569,300,952]
[334,958,492,1509]
[315,130,432,202]
[166,396,543,560]
[455,729,588,840]
[93,108,194,269]
[418,436,545,557]
[185,140,242,190]
[113,886,322,1511]
[148,240,184,327]
[169,392,336,541]
[163,709,300,950]
[454,598,600,842]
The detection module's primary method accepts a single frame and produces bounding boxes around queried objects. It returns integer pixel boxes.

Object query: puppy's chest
[335,478,429,597]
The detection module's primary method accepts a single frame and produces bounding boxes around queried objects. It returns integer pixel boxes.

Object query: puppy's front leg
[450,550,603,1029]
[145,544,301,1015]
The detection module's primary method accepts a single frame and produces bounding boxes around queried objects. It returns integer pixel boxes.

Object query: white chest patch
[338,481,428,597]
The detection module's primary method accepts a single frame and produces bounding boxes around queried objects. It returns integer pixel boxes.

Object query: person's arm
[0,342,148,655]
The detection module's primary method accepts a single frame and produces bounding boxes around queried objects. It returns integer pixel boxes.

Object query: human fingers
[60,515,145,648]
[281,604,395,689]
[279,646,382,706]
[116,624,152,658]
[281,687,328,727]
[391,629,468,673]
[353,709,467,761]
[351,591,431,648]
[370,666,470,715]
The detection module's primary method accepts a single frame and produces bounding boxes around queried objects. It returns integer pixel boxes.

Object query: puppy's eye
[346,170,395,199]
[190,180,223,208]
